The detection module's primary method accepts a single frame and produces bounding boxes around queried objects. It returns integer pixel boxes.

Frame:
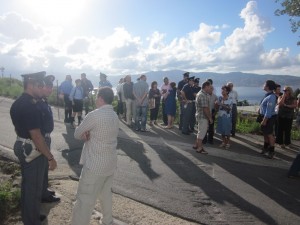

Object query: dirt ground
[0,158,197,225]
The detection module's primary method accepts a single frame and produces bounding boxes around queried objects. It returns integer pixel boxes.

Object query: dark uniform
[181,76,195,134]
[10,71,48,225]
[191,78,201,131]
[37,75,60,203]
[81,73,94,115]
[177,72,189,130]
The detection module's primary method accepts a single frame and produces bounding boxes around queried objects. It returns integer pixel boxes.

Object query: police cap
[44,75,55,87]
[100,72,107,78]
[187,76,195,81]
[194,78,200,84]
[183,72,190,77]
[21,71,46,87]
[21,71,46,82]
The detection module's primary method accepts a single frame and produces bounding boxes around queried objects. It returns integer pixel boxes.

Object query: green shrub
[0,181,20,223]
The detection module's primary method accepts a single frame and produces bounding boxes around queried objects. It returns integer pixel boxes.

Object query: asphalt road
[0,96,299,225]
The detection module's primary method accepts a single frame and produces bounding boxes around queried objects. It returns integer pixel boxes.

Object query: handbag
[256,114,263,123]
[149,98,156,109]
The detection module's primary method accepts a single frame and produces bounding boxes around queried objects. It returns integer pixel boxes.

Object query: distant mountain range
[104,70,300,88]
[5,70,300,88]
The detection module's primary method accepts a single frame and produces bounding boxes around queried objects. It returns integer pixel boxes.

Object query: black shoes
[47,189,55,195]
[42,195,61,203]
[40,215,47,221]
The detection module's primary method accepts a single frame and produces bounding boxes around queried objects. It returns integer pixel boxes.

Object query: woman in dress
[148,81,161,125]
[164,82,177,129]
[276,86,297,148]
[216,85,233,149]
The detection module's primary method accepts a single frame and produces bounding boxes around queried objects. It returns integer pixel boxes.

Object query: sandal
[192,146,198,150]
[196,148,208,154]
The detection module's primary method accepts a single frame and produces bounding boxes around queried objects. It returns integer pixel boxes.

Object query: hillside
[105,71,300,88]
[4,71,300,89]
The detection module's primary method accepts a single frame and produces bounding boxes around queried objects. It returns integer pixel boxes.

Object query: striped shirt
[74,105,119,176]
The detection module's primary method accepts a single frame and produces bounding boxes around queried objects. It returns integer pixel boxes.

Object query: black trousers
[182,103,193,133]
[64,94,72,121]
[150,104,160,121]
[14,141,47,225]
[276,116,293,145]
[231,104,237,135]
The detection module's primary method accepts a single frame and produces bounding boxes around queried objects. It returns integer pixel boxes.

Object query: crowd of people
[8,70,300,225]
[114,72,239,152]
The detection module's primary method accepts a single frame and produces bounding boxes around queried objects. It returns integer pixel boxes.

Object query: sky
[0,0,299,80]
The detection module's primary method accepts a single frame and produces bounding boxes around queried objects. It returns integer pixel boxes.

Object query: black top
[10,93,42,139]
[177,79,187,91]
[182,84,195,100]
[123,82,135,100]
[81,79,94,97]
[193,86,201,97]
[37,99,54,134]
[148,88,161,105]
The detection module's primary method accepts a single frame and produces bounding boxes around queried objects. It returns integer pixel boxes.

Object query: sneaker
[280,145,286,149]
[154,121,158,125]
[219,143,225,148]
[260,148,268,154]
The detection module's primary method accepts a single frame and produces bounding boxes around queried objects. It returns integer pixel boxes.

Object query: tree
[275,0,300,45]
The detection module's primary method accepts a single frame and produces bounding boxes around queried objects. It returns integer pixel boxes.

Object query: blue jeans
[135,105,148,130]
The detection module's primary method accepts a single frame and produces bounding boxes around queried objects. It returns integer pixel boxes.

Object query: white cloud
[0,1,299,78]
[0,12,44,41]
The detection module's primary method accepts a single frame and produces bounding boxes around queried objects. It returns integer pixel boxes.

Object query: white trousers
[71,167,114,225]
[125,98,134,126]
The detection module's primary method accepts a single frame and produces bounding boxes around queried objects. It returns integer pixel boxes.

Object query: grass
[0,159,21,223]
[236,113,261,134]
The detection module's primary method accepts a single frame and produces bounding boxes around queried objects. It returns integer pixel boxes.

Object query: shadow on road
[61,124,83,177]
[117,132,161,181]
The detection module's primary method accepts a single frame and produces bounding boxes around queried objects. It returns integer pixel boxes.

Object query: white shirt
[229,90,238,104]
[160,83,171,99]
[74,105,119,176]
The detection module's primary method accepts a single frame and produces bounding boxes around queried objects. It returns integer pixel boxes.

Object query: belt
[16,137,33,144]
[45,133,51,138]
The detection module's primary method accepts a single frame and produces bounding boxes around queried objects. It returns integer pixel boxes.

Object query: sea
[214,86,265,105]
[112,86,299,106]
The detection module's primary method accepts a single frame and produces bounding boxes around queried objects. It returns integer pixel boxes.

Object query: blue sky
[0,0,299,79]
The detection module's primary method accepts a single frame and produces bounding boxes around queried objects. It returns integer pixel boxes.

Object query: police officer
[177,72,189,130]
[190,78,201,131]
[37,75,61,203]
[181,76,195,135]
[10,71,57,225]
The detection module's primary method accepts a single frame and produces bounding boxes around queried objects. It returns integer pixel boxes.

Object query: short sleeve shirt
[195,90,210,121]
[182,84,195,100]
[10,93,42,139]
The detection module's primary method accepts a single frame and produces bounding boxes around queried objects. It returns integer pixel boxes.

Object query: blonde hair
[284,86,293,95]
